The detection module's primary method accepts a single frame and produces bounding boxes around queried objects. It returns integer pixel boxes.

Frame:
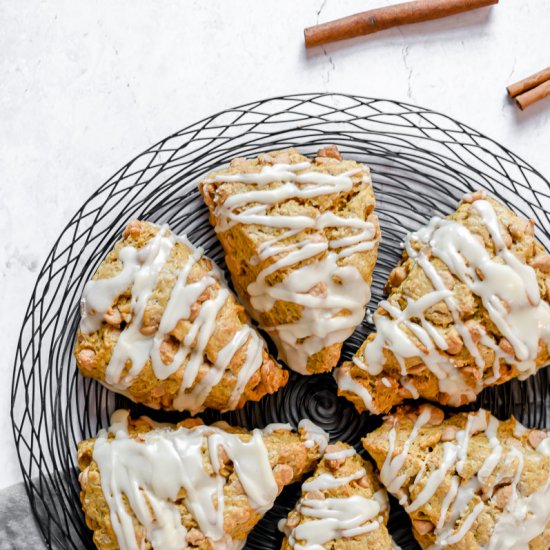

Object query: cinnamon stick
[507,66,550,99]
[304,0,499,48]
[514,80,550,111]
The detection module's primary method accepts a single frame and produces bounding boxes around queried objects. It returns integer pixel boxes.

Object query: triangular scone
[363,405,550,549]
[336,192,550,414]
[78,411,328,550]
[280,442,393,549]
[200,147,380,375]
[75,220,287,413]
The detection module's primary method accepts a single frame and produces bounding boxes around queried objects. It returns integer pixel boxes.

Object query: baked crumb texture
[78,411,328,550]
[280,441,393,549]
[75,220,288,413]
[199,147,380,375]
[336,192,550,414]
[363,404,550,550]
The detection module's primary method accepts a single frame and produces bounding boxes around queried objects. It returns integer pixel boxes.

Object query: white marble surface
[1,0,550,491]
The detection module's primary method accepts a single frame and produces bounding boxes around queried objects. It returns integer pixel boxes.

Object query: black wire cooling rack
[11,92,550,550]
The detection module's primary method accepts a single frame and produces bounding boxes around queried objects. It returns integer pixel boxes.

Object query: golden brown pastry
[75,220,287,413]
[280,442,393,549]
[363,405,550,549]
[200,146,380,375]
[78,410,329,550]
[336,192,550,414]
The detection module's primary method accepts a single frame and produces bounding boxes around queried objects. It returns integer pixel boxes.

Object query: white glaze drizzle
[285,496,381,550]
[406,442,460,513]
[400,376,420,399]
[485,478,550,550]
[346,198,550,411]
[228,327,266,410]
[378,409,550,549]
[411,454,431,491]
[334,366,374,410]
[104,226,177,386]
[108,409,130,434]
[92,414,325,550]
[298,419,330,452]
[281,447,387,550]
[537,436,550,456]
[80,245,144,334]
[324,447,357,461]
[206,159,377,373]
[262,423,292,435]
[79,225,266,412]
[380,408,433,496]
[302,469,367,493]
[477,416,503,482]
[454,422,472,475]
[512,419,528,437]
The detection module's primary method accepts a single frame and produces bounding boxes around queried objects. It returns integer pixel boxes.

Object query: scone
[200,146,380,375]
[75,220,287,413]
[363,405,550,549]
[280,442,393,549]
[336,192,550,414]
[78,410,328,550]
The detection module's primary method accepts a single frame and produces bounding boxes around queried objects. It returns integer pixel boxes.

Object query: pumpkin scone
[336,192,550,414]
[75,220,287,413]
[280,442,393,549]
[363,404,550,549]
[78,410,328,550]
[200,146,380,375]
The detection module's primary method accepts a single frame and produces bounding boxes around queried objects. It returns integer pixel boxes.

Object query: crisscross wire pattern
[11,93,550,550]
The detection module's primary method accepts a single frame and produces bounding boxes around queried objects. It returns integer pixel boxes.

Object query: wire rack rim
[10,92,550,550]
